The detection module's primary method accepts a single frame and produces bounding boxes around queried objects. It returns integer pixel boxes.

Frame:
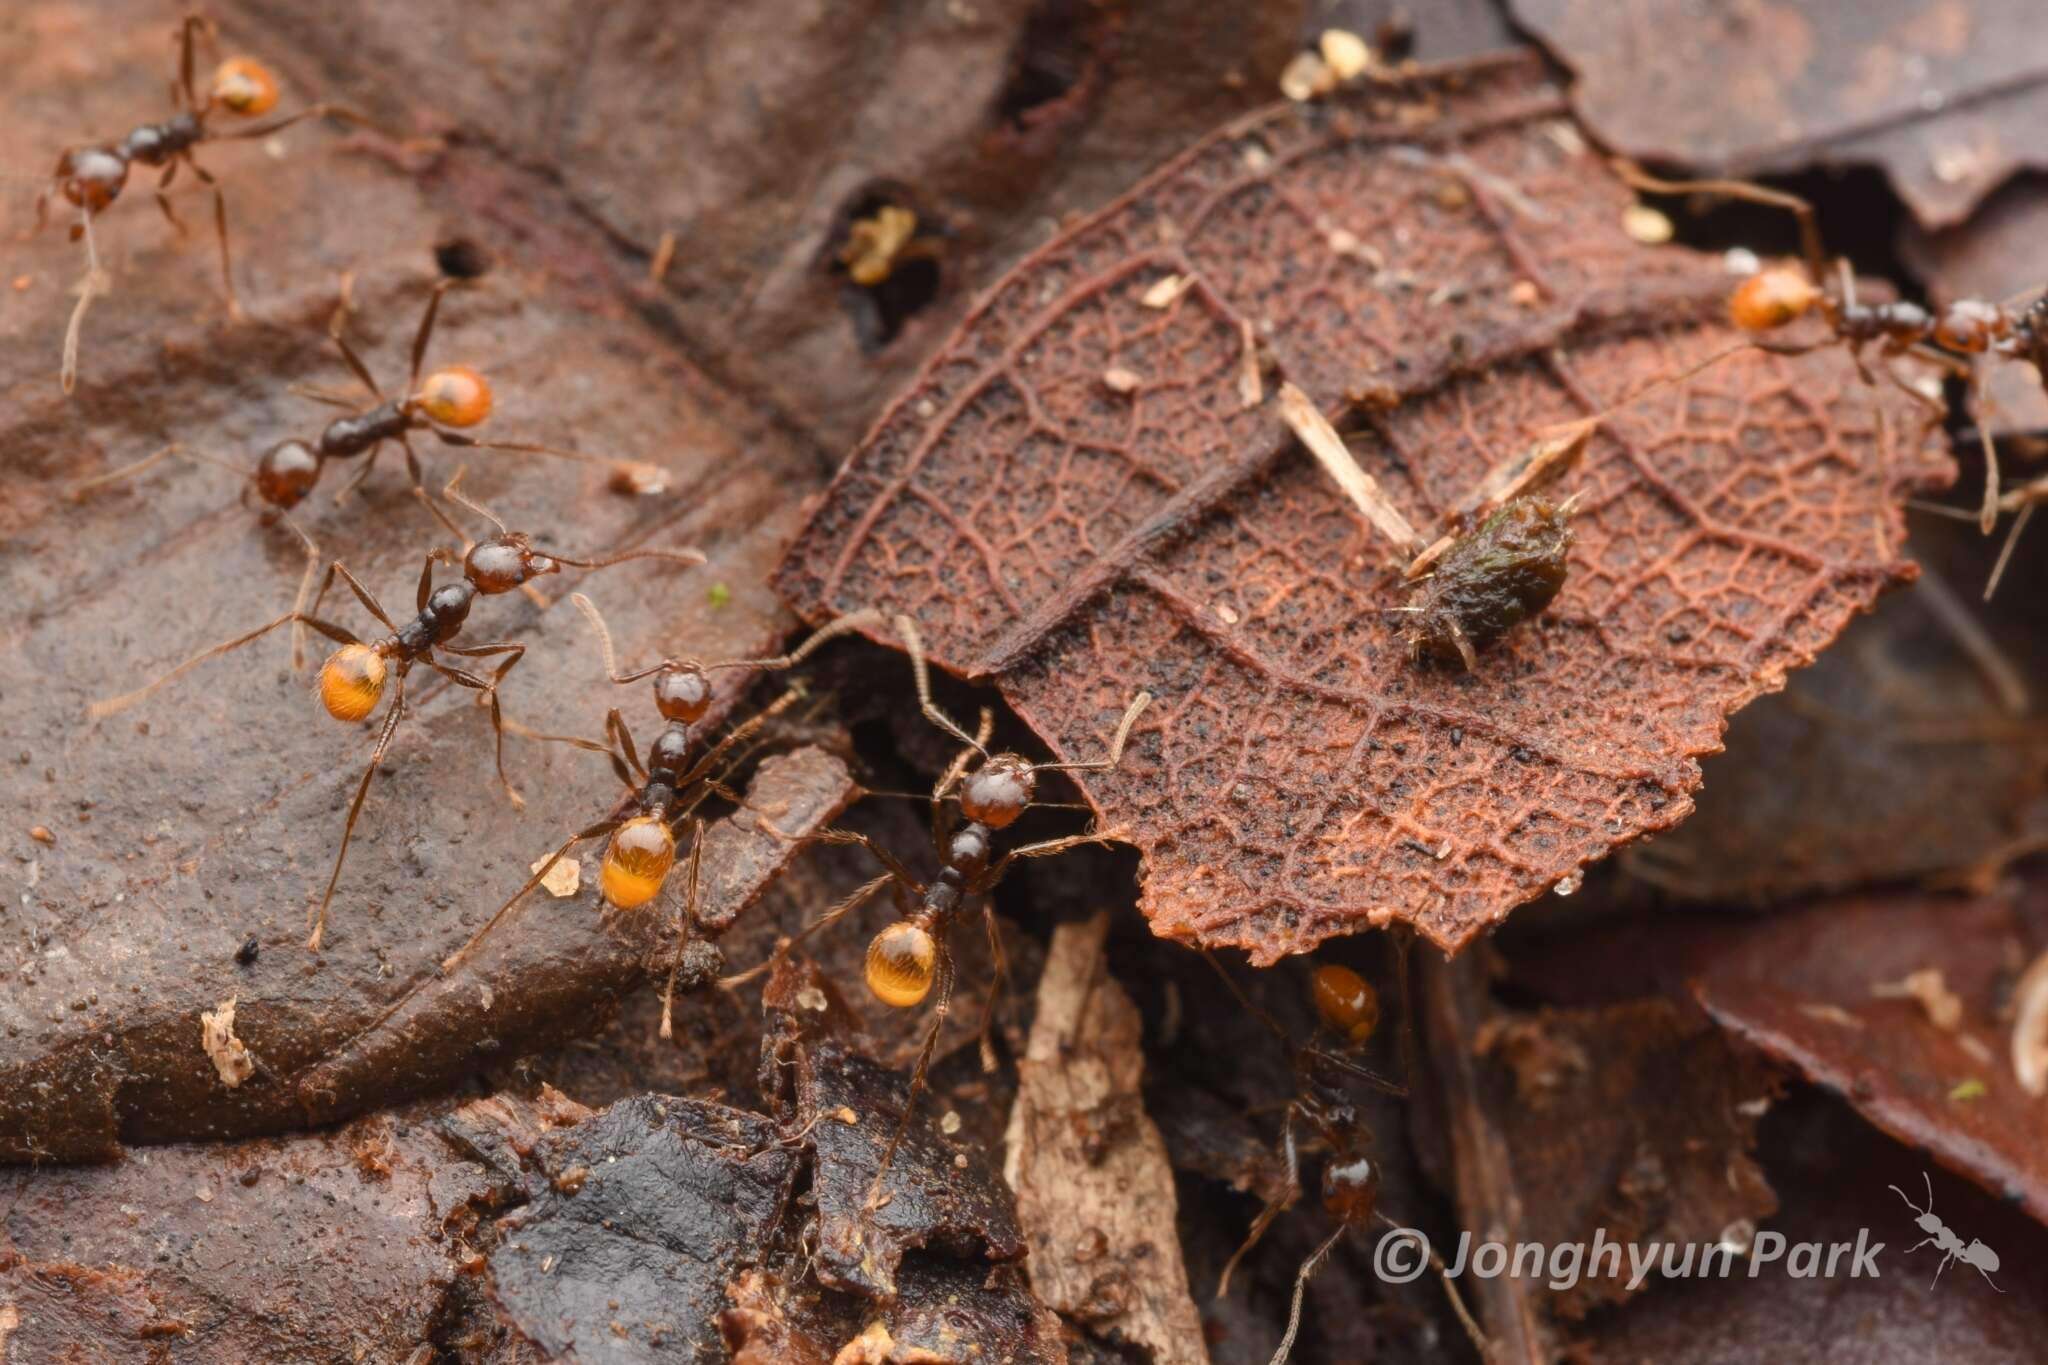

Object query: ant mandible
[1204,953,1488,1365]
[439,595,884,1031]
[73,278,661,664]
[1622,165,2046,536]
[39,15,370,392]
[729,615,1150,1208]
[87,471,704,951]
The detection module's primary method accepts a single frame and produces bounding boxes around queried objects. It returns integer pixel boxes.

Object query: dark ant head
[55,145,129,213]
[959,753,1036,829]
[1320,1153,1379,1228]
[865,920,938,1007]
[1310,963,1380,1045]
[210,58,280,116]
[253,439,321,509]
[1729,266,1823,333]
[465,534,558,595]
[412,365,493,428]
[318,643,388,722]
[654,663,712,725]
[601,814,676,909]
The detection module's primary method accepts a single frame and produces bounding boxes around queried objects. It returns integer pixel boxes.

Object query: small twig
[1279,382,1420,553]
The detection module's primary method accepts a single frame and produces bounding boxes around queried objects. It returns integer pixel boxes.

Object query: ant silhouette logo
[1891,1172,2003,1292]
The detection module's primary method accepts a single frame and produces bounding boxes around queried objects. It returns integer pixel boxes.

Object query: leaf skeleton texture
[775,53,1953,961]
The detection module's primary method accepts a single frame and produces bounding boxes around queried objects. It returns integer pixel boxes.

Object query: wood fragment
[2013,950,2048,1098]
[199,998,256,1090]
[1003,914,1208,1365]
[649,229,677,283]
[1278,382,1419,553]
[1870,967,1963,1031]
[1140,273,1193,309]
[1236,320,1263,410]
[1405,419,1594,579]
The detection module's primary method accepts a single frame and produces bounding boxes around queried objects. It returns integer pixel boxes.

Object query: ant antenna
[1030,690,1151,775]
[893,613,985,755]
[702,607,890,674]
[61,209,107,395]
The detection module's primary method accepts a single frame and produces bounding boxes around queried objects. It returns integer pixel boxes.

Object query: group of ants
[39,17,2044,1361]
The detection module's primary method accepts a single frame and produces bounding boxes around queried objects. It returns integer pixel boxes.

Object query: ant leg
[154,162,188,236]
[435,643,528,809]
[1267,1224,1346,1365]
[88,611,359,718]
[1970,359,2001,534]
[211,103,375,142]
[435,466,505,535]
[307,668,408,951]
[69,441,250,498]
[1614,163,1828,287]
[1030,690,1152,775]
[810,826,926,894]
[863,950,956,1214]
[320,561,402,633]
[673,688,805,789]
[1985,502,2034,601]
[288,382,363,410]
[177,13,203,108]
[974,829,1123,892]
[1368,1211,1492,1359]
[398,433,427,495]
[425,427,663,485]
[1218,1103,1304,1297]
[183,157,243,322]
[975,903,1009,1072]
[409,279,455,390]
[719,871,897,990]
[659,819,705,1039]
[277,511,324,671]
[441,813,626,972]
[333,445,387,504]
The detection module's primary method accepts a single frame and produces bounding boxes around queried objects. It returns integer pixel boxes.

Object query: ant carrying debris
[1205,952,1488,1365]
[86,471,703,951]
[72,278,663,665]
[38,14,372,393]
[439,597,883,1027]
[1621,165,2044,536]
[727,615,1149,1208]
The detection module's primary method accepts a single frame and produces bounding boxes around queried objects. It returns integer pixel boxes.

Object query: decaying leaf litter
[7,0,2048,1361]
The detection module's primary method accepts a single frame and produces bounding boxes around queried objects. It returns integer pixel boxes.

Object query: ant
[1203,952,1487,1365]
[438,595,884,1030]
[728,615,1149,1208]
[38,14,370,392]
[86,471,703,951]
[1621,165,2046,536]
[72,278,660,664]
[1891,1170,2004,1292]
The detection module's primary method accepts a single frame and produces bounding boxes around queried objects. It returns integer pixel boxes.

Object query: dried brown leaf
[777,55,1950,959]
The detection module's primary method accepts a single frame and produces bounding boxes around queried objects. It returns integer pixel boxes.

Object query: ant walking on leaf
[1203,951,1489,1365]
[726,615,1149,1212]
[1620,164,2044,540]
[73,277,663,666]
[87,470,703,950]
[37,14,373,392]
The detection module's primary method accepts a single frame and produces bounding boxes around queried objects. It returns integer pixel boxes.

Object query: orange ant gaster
[87,472,704,951]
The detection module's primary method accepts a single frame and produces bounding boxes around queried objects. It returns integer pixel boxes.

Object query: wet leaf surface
[777,53,1951,960]
[483,1094,798,1363]
[1691,884,2048,1224]
[1511,0,2048,231]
